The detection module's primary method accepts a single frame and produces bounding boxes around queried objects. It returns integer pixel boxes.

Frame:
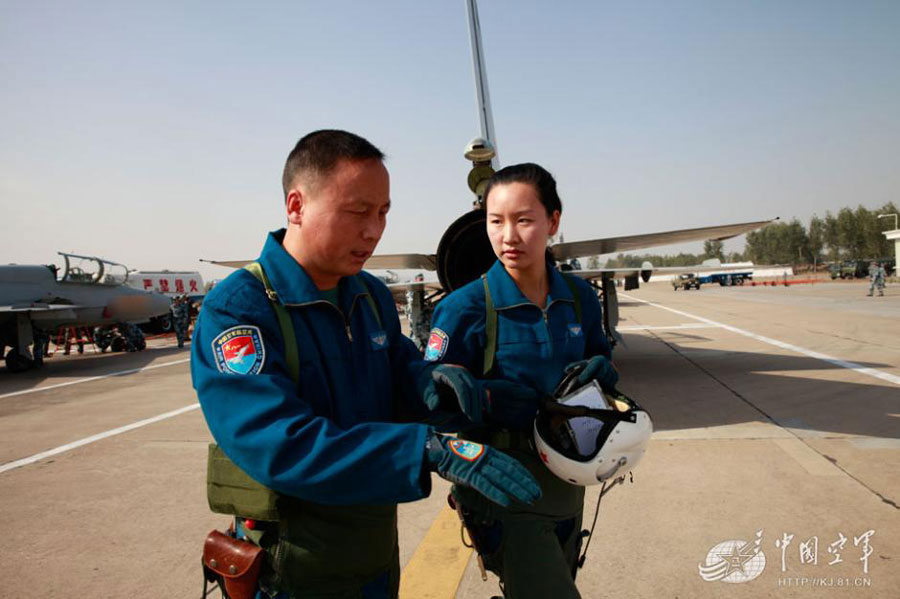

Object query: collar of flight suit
[256,229,369,314]
[484,257,575,310]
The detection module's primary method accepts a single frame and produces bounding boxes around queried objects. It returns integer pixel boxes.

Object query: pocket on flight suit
[495,313,553,367]
[561,322,586,364]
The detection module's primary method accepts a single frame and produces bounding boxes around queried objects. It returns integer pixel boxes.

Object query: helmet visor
[537,382,640,462]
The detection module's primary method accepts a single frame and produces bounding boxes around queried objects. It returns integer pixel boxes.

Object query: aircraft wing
[200,219,775,279]
[562,265,729,283]
[200,259,253,269]
[564,267,645,280]
[551,218,777,262]
[0,303,85,312]
[564,261,794,285]
[365,254,437,270]
[384,280,443,303]
[200,254,438,271]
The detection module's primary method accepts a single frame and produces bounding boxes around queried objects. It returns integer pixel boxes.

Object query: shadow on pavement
[617,332,900,440]
[0,343,191,395]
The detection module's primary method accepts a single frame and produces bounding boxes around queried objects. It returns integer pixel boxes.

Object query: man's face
[290,158,390,288]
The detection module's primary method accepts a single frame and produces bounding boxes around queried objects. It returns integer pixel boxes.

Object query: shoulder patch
[424,328,449,362]
[212,325,266,375]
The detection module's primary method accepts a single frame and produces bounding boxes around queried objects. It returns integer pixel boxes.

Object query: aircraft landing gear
[4,349,34,373]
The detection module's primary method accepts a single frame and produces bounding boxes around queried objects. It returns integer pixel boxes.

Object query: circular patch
[212,325,265,375]
[424,328,449,362]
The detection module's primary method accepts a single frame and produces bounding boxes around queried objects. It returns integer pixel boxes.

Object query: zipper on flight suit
[285,295,364,344]
[500,298,573,357]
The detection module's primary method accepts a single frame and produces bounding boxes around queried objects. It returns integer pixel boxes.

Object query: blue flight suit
[192,229,433,598]
[426,259,611,599]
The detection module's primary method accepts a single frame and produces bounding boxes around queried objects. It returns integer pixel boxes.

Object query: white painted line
[0,403,201,475]
[0,358,191,400]
[621,294,900,387]
[618,323,722,331]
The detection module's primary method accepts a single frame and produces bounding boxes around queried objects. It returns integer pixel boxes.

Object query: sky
[2,0,899,283]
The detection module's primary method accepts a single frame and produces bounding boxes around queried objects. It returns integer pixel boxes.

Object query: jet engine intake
[436,209,496,293]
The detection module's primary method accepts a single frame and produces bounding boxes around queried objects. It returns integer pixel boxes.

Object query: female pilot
[423,163,617,598]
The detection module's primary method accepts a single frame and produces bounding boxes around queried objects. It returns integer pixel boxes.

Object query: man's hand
[482,380,543,431]
[564,355,618,392]
[421,364,488,425]
[425,434,542,507]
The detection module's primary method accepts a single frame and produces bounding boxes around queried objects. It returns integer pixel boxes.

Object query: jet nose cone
[148,292,171,316]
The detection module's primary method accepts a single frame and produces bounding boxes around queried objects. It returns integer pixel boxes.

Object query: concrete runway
[1,279,896,598]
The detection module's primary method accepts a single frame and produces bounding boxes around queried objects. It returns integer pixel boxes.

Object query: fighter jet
[202,0,774,349]
[0,252,171,372]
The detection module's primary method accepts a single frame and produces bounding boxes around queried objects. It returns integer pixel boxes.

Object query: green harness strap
[565,274,583,324]
[243,262,300,385]
[481,273,582,377]
[206,263,384,522]
[242,262,383,384]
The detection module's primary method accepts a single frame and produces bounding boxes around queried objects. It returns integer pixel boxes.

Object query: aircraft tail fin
[466,0,499,168]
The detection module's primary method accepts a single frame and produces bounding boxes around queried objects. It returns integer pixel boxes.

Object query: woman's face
[486,182,560,276]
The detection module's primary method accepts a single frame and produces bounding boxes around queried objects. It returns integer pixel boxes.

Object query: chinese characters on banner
[141,277,201,296]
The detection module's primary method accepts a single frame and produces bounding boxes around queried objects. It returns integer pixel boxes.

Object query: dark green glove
[482,380,543,431]
[564,355,618,391]
[421,364,488,425]
[425,434,542,507]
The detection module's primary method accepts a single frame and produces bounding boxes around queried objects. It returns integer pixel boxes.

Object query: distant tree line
[598,202,897,268]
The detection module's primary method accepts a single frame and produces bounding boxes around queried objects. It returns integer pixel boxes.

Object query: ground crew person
[423,163,617,599]
[170,295,191,348]
[191,130,541,599]
[404,284,432,351]
[32,329,48,367]
[867,261,885,296]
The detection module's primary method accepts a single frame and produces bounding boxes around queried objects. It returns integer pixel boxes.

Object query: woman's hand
[564,355,618,392]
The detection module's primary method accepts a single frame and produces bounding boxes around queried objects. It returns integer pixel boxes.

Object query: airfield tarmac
[0,279,897,598]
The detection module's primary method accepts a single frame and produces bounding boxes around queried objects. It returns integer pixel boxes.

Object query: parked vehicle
[673,273,702,290]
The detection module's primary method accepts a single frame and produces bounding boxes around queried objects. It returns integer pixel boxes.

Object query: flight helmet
[534,366,652,486]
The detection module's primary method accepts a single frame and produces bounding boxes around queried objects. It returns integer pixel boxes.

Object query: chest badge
[370,331,388,350]
[568,324,583,337]
[212,325,265,375]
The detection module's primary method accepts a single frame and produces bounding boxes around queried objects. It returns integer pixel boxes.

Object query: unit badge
[568,324,583,337]
[212,325,265,375]
[424,328,449,362]
[448,439,484,461]
[370,331,388,350]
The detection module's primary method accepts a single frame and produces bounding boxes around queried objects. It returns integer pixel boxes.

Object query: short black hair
[282,129,385,199]
[483,162,562,216]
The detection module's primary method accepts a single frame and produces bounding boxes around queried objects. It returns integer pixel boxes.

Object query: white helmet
[534,379,652,486]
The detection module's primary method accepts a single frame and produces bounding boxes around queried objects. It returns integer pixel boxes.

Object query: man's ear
[286,188,303,225]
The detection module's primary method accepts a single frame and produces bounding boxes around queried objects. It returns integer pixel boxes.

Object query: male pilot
[191,130,540,598]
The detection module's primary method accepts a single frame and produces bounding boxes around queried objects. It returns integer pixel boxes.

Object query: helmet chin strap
[578,471,634,570]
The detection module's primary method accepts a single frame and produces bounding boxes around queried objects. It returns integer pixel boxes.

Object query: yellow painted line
[400,505,473,599]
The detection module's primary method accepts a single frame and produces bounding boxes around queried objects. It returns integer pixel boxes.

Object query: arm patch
[424,328,449,362]
[212,325,266,375]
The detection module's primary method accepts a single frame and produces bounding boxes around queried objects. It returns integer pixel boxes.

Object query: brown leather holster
[202,529,264,599]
